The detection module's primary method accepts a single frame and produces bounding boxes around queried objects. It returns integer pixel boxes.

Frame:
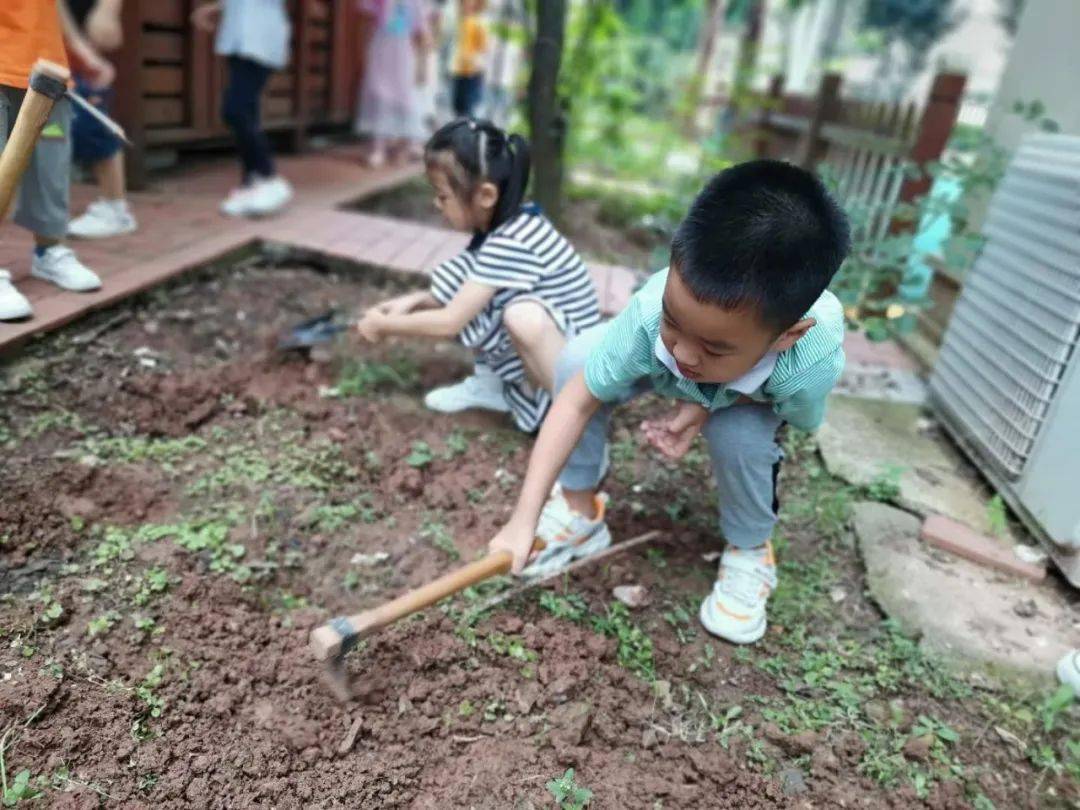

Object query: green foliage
[590,602,655,680]
[546,768,593,810]
[306,503,359,533]
[1,770,42,806]
[985,495,1007,538]
[335,357,419,396]
[1039,685,1074,734]
[866,465,903,503]
[827,101,1057,340]
[132,663,166,739]
[419,517,459,560]
[133,567,172,606]
[86,611,121,638]
[82,435,206,466]
[406,441,435,469]
[538,591,589,623]
[142,519,248,578]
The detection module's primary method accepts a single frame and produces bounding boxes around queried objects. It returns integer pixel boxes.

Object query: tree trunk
[528,0,568,219]
[684,0,726,134]
[732,0,764,103]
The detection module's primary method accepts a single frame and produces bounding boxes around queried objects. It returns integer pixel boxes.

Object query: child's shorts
[71,77,123,166]
[0,85,71,239]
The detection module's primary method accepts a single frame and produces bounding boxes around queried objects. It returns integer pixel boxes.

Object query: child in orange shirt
[450,0,487,117]
[0,0,113,322]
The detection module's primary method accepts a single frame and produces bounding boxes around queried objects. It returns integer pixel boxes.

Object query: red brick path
[0,144,637,352]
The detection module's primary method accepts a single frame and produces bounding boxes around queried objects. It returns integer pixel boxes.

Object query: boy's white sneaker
[1057,649,1080,692]
[521,487,611,578]
[30,246,102,292]
[699,542,777,645]
[424,370,510,414]
[68,199,137,239]
[244,176,293,217]
[0,270,32,321]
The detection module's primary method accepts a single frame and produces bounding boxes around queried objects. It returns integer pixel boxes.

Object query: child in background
[0,0,111,322]
[66,0,138,239]
[355,0,432,168]
[355,119,601,432]
[191,0,293,217]
[488,161,851,645]
[450,0,487,118]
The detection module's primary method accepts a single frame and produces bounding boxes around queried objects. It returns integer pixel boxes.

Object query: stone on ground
[819,395,1006,538]
[852,501,1079,682]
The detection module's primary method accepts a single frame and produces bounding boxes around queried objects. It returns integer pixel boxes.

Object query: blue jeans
[452,74,483,118]
[556,324,784,549]
[222,56,275,184]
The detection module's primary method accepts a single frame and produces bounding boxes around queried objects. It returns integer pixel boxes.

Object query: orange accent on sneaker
[715,602,751,621]
[764,542,776,567]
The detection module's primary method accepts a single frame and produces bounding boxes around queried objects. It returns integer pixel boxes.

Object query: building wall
[985,0,1080,147]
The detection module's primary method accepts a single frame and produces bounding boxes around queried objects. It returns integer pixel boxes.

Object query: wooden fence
[750,71,967,242]
[112,0,369,188]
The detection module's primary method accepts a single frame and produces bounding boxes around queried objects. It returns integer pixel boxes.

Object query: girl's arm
[371,289,440,317]
[357,281,495,341]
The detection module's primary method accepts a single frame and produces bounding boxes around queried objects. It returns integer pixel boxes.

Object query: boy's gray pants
[0,86,72,240]
[556,324,784,549]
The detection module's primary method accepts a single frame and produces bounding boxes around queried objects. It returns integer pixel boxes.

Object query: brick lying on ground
[920,514,1046,582]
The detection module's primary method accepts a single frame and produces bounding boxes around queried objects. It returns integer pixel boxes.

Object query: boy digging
[489,161,850,644]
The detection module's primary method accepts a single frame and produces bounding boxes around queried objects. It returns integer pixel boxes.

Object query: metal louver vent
[930,133,1080,480]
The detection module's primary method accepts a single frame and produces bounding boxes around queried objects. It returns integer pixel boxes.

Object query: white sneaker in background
[68,199,137,239]
[244,176,293,217]
[1057,650,1080,693]
[0,270,32,321]
[424,369,510,414]
[220,186,254,217]
[30,246,102,292]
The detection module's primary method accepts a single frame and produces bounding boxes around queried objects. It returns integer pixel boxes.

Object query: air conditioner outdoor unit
[930,132,1080,587]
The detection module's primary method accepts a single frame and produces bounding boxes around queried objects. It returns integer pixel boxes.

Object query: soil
[352,177,668,272]
[0,261,1071,808]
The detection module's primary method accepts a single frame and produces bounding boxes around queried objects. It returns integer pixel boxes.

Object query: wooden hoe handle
[0,60,70,222]
[310,549,513,662]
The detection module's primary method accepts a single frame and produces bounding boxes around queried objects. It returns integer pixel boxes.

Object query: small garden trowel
[277,310,358,352]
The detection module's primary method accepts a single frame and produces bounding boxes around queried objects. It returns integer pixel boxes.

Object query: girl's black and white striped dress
[430,207,602,432]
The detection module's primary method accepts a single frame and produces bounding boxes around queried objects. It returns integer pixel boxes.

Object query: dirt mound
[102,357,333,436]
[6,574,792,808]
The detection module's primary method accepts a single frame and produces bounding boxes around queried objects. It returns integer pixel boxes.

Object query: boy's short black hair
[670,159,850,331]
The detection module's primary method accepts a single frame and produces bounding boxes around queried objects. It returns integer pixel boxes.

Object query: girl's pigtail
[491,133,531,230]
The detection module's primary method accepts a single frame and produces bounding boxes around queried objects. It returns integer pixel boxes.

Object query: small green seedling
[546,768,593,810]
[406,441,435,469]
[1,769,42,806]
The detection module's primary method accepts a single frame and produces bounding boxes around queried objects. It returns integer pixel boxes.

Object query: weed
[133,616,158,636]
[35,594,63,628]
[445,430,468,458]
[143,519,249,579]
[22,409,86,439]
[137,773,158,793]
[591,602,655,681]
[86,612,121,638]
[866,464,903,503]
[419,517,459,560]
[458,700,475,718]
[986,495,1008,538]
[343,570,361,591]
[132,567,172,606]
[1039,684,1074,733]
[538,591,589,623]
[1,769,42,806]
[82,435,206,468]
[131,663,166,740]
[307,503,358,533]
[335,357,419,396]
[645,548,667,569]
[486,633,538,663]
[92,526,136,568]
[406,441,435,469]
[546,768,593,810]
